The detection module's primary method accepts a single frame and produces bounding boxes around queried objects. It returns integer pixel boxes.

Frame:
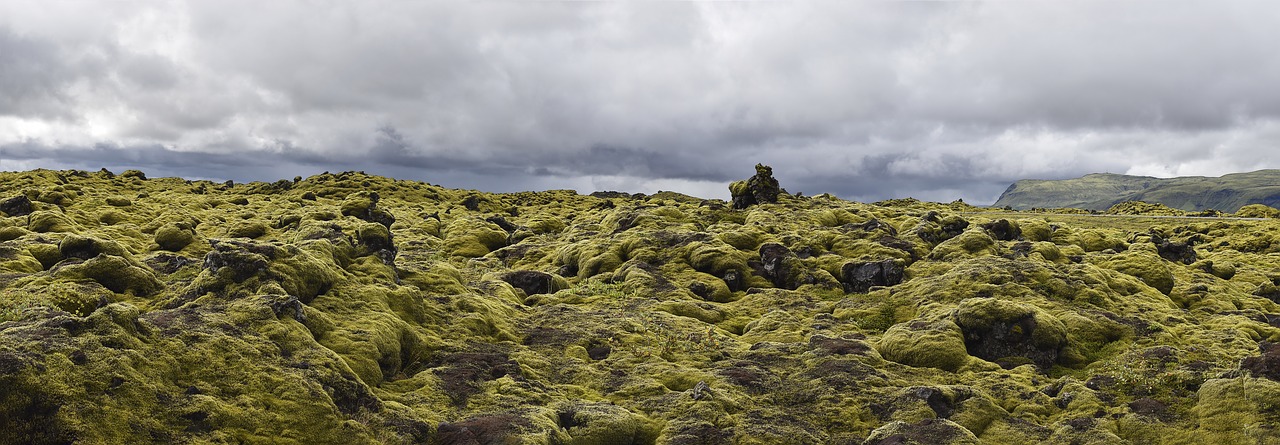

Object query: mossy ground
[2,169,1280,444]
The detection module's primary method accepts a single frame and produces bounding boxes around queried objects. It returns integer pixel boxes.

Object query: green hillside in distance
[993,170,1280,212]
[3,167,1280,444]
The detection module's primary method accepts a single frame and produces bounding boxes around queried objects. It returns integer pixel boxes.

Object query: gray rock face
[841,260,904,293]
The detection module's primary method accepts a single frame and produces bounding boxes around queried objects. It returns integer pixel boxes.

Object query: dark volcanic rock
[757,243,795,289]
[436,414,530,445]
[981,219,1021,241]
[1241,341,1280,381]
[203,240,274,282]
[1152,233,1196,264]
[500,271,563,296]
[0,195,34,217]
[840,260,904,293]
[730,164,781,209]
[954,299,1065,371]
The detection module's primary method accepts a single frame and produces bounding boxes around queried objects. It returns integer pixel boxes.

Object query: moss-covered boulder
[840,259,904,293]
[555,402,661,445]
[877,320,970,372]
[729,164,781,209]
[952,298,1068,370]
[53,254,163,296]
[980,219,1021,241]
[1091,250,1175,295]
[340,191,395,228]
[0,195,34,217]
[155,222,196,251]
[1194,377,1280,441]
[864,418,979,445]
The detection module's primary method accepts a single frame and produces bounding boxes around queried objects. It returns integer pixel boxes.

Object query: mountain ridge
[993,169,1280,212]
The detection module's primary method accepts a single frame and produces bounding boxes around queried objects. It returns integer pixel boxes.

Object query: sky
[3,1,1280,204]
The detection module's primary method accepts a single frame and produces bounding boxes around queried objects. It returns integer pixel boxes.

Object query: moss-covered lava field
[3,168,1280,444]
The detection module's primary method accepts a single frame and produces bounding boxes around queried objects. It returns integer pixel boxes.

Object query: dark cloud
[3,2,1280,203]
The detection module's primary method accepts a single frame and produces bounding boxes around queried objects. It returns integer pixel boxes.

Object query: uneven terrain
[2,168,1280,444]
[993,170,1280,212]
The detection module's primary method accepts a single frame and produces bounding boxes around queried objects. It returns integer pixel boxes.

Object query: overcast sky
[3,1,1279,203]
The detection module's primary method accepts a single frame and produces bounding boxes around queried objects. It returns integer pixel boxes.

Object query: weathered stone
[730,164,781,209]
[0,195,34,217]
[841,260,904,293]
[980,219,1021,241]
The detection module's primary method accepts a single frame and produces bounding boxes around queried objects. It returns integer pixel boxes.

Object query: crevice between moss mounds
[730,164,781,209]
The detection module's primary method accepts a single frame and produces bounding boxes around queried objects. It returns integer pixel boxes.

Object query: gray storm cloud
[2,1,1279,203]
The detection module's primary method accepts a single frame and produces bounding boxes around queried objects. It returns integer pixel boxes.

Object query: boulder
[952,298,1067,371]
[980,219,1021,241]
[0,195,34,217]
[730,164,781,209]
[841,260,904,293]
[864,418,979,445]
[340,191,395,228]
[1241,341,1280,381]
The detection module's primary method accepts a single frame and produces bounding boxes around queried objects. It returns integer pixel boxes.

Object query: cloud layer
[3,1,1279,203]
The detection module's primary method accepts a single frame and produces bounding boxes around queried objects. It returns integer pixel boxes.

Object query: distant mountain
[993,170,1280,212]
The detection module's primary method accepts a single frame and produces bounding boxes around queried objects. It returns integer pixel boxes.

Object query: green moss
[26,243,62,269]
[0,226,27,241]
[929,230,998,261]
[27,210,79,233]
[5,169,1280,442]
[53,254,163,296]
[556,402,661,445]
[229,221,270,238]
[1090,250,1175,295]
[877,320,970,372]
[155,223,196,251]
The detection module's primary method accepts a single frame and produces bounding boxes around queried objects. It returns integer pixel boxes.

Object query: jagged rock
[841,260,904,293]
[914,211,970,244]
[730,164,781,209]
[757,243,794,288]
[0,195,34,217]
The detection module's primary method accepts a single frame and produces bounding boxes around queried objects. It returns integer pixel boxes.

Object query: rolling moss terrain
[2,168,1280,445]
